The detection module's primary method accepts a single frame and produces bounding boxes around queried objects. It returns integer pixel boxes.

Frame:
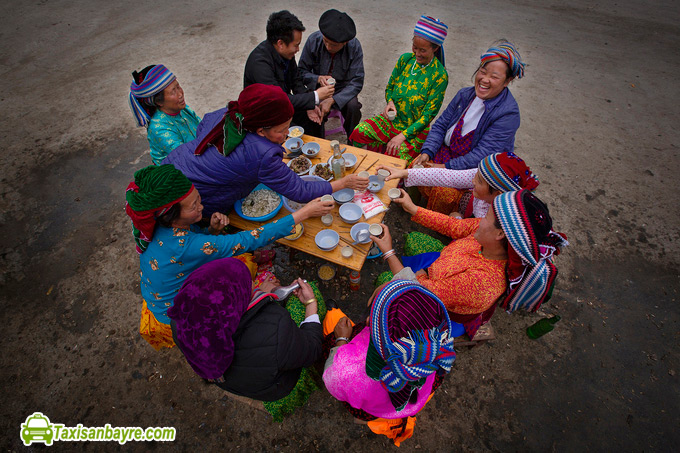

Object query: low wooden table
[228,136,406,271]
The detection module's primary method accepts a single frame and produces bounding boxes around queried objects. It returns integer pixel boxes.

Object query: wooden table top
[227,135,407,271]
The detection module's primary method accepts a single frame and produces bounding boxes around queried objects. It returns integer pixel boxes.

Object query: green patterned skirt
[375,232,445,287]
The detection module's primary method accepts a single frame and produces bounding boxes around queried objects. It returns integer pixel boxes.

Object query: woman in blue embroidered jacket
[125,164,332,350]
[129,64,201,165]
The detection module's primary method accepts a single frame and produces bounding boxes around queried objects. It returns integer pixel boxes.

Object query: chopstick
[364,158,379,172]
[338,236,368,253]
[352,154,368,173]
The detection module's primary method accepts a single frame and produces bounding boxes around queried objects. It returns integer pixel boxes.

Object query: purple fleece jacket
[162,108,332,215]
[420,86,520,170]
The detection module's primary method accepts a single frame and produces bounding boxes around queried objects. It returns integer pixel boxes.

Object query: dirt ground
[1,0,679,451]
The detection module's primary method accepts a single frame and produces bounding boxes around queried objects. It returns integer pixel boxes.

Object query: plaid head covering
[494,190,568,312]
[129,64,176,127]
[168,258,253,380]
[125,164,194,254]
[480,40,526,79]
[478,152,539,193]
[223,83,294,156]
[366,280,456,411]
[414,15,448,66]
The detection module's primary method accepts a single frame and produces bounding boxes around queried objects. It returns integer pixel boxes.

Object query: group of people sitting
[124,9,568,445]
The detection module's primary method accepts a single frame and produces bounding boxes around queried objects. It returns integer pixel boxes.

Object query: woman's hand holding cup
[370,223,394,253]
[391,189,418,215]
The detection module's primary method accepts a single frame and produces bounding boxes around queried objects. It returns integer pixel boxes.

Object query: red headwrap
[228,83,294,131]
[222,84,294,156]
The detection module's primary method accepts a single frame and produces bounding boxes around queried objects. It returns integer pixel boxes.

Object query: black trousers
[292,110,323,138]
[338,96,362,137]
[291,96,362,139]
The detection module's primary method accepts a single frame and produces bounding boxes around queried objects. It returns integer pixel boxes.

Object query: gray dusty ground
[1,0,679,451]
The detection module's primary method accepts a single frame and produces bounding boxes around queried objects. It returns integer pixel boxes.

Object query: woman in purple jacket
[411,40,526,214]
[163,84,367,216]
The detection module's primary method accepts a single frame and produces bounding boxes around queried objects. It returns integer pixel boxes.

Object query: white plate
[287,156,312,175]
[310,163,333,181]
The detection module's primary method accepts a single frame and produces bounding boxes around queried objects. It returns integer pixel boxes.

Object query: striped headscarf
[480,41,526,79]
[367,280,456,411]
[478,152,539,193]
[413,15,448,66]
[494,190,568,312]
[125,164,194,254]
[129,65,176,127]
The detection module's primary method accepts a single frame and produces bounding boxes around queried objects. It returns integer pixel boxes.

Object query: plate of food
[311,163,333,181]
[234,184,283,221]
[287,156,312,175]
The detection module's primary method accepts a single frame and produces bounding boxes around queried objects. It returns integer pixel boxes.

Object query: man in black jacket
[299,9,364,137]
[244,10,334,138]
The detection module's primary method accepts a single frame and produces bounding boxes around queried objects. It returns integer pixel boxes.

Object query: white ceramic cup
[321,214,333,226]
[387,111,396,121]
[357,171,369,179]
[376,169,390,182]
[369,224,384,238]
[327,77,336,86]
[341,246,353,258]
[388,188,402,200]
[320,194,334,204]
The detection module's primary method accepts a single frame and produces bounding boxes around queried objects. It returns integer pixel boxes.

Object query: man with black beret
[299,9,364,137]
[244,10,335,138]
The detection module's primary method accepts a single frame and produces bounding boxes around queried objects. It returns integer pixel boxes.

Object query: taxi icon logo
[20,412,54,446]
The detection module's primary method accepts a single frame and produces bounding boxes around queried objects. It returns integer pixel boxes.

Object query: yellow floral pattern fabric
[385,53,448,142]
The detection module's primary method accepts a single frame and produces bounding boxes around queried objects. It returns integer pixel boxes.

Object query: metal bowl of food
[282,175,326,212]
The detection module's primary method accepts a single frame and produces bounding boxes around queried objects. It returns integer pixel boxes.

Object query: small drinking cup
[341,246,353,258]
[369,224,384,238]
[321,214,334,226]
[388,188,402,200]
[320,194,334,204]
[376,169,390,182]
[357,171,370,179]
[387,111,396,121]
